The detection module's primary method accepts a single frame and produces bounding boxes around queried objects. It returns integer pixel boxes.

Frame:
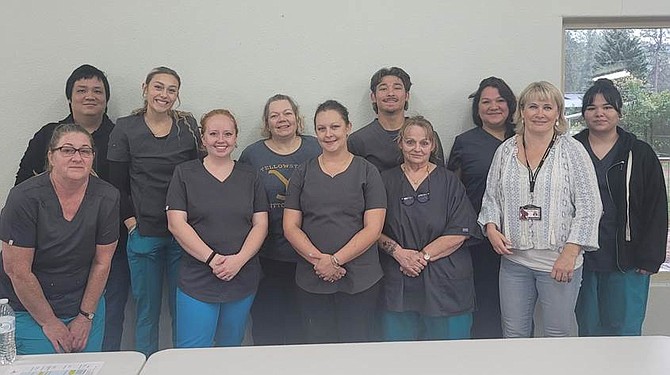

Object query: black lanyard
[522,132,556,194]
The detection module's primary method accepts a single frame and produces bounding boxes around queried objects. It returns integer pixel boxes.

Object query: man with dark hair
[348,66,445,172]
[14,64,130,352]
[16,64,113,184]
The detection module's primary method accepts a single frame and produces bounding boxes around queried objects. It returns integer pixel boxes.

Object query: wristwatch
[421,250,431,262]
[79,308,95,321]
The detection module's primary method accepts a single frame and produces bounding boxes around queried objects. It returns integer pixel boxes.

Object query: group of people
[0,64,666,356]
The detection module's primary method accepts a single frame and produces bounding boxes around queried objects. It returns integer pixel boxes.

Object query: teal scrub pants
[175,288,254,348]
[382,310,472,341]
[16,297,105,354]
[127,230,182,356]
[576,268,650,336]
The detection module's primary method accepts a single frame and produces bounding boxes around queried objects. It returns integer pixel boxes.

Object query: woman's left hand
[636,268,654,276]
[311,254,345,282]
[394,249,426,277]
[67,315,92,352]
[212,254,245,281]
[551,244,580,283]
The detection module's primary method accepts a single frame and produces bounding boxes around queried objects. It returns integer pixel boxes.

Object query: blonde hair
[514,81,568,135]
[199,109,239,154]
[261,94,304,138]
[200,109,239,135]
[398,115,438,156]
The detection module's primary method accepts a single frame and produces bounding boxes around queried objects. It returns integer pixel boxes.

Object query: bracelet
[331,254,341,268]
[205,251,217,265]
[79,308,95,321]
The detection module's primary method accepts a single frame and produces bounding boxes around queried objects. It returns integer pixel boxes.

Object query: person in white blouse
[478,81,602,338]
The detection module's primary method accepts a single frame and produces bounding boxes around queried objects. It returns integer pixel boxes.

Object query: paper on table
[6,361,104,375]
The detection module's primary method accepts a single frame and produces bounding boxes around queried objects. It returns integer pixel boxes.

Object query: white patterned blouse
[478,134,602,272]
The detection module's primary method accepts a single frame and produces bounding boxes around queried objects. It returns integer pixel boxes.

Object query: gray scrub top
[108,114,201,236]
[381,166,478,316]
[348,119,445,172]
[166,160,269,303]
[0,173,120,318]
[284,156,386,294]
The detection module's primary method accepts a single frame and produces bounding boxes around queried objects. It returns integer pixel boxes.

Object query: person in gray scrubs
[167,109,268,347]
[239,94,321,345]
[379,116,478,341]
[284,100,386,343]
[108,67,201,355]
[1,124,119,354]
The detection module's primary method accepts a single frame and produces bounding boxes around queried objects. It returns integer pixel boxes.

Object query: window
[563,25,670,270]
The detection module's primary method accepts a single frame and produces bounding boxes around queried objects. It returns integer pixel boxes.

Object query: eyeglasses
[400,192,430,206]
[52,146,95,158]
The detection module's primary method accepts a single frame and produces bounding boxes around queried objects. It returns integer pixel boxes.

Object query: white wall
[1,0,669,345]
[3,0,669,204]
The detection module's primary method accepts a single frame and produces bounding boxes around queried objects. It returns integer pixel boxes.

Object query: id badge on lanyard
[519,132,556,221]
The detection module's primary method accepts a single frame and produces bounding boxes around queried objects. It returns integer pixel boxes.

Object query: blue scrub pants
[499,257,582,338]
[16,297,105,355]
[575,268,650,336]
[382,310,472,341]
[175,288,255,348]
[127,230,182,356]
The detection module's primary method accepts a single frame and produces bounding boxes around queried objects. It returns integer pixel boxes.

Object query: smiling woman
[166,109,269,348]
[240,94,321,345]
[447,76,517,339]
[107,66,202,356]
[283,100,387,344]
[478,81,602,338]
[0,123,119,355]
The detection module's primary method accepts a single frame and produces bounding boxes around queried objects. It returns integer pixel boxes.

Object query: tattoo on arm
[381,239,399,255]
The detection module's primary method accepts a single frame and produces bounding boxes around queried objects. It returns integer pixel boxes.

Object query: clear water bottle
[0,299,16,364]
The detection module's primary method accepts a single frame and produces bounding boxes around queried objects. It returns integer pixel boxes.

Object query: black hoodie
[575,127,668,273]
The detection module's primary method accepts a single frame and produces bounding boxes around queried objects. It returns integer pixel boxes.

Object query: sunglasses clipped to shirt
[400,172,431,206]
[400,192,430,206]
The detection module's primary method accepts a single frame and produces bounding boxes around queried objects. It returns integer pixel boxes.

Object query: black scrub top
[447,125,513,213]
[381,166,478,316]
[582,139,621,272]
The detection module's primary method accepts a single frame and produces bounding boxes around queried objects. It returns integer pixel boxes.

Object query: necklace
[319,154,353,177]
[145,114,172,138]
[401,164,430,185]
